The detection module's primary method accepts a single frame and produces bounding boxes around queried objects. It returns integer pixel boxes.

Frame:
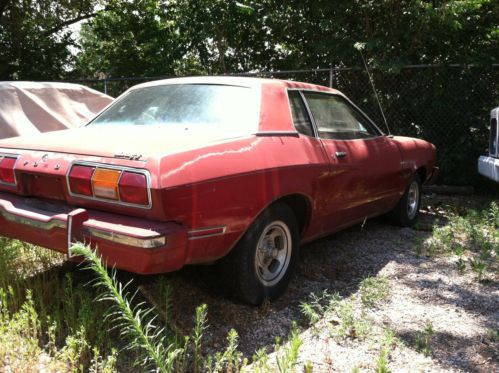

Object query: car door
[300,91,405,231]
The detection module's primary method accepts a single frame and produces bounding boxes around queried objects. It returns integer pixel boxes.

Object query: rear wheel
[222,203,300,305]
[390,174,422,227]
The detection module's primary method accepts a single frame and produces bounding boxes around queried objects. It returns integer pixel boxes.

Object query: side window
[302,92,379,140]
[288,91,315,137]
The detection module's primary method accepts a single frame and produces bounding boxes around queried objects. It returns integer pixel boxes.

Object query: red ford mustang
[0,77,437,304]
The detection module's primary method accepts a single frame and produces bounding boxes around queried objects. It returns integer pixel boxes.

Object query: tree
[0,0,108,80]
[257,0,498,70]
[76,0,186,78]
[75,0,277,77]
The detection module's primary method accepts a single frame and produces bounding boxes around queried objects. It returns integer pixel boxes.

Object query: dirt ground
[141,193,498,372]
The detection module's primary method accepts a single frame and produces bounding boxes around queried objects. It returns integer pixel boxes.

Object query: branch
[43,11,100,36]
[44,3,117,37]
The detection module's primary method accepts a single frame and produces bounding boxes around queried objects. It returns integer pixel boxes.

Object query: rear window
[89,84,259,137]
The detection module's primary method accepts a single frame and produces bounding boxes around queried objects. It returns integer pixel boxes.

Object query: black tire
[221,203,300,305]
[390,174,422,227]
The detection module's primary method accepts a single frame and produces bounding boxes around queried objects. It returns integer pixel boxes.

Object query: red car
[0,77,437,304]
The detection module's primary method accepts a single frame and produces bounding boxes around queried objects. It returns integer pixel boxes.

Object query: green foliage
[336,301,371,340]
[70,0,498,78]
[375,328,397,373]
[206,328,246,372]
[192,304,208,372]
[419,202,498,281]
[76,0,184,79]
[300,290,371,341]
[359,276,390,308]
[414,321,435,357]
[69,244,180,372]
[485,328,499,343]
[70,243,311,372]
[274,323,303,372]
[0,0,103,79]
[375,347,390,373]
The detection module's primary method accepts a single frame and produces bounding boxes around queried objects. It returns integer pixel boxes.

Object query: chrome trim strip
[0,208,65,230]
[66,161,153,210]
[188,226,226,240]
[0,153,19,187]
[298,90,320,138]
[82,227,166,248]
[254,131,300,137]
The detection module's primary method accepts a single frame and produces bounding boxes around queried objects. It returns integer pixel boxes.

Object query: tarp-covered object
[0,82,113,139]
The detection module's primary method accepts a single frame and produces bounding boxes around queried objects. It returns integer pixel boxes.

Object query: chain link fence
[75,65,499,189]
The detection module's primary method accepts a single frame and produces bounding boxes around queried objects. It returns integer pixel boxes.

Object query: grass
[300,289,373,342]
[0,239,118,371]
[300,279,399,371]
[69,243,309,372]
[300,275,391,342]
[418,201,498,282]
[485,328,499,343]
[413,321,435,357]
[359,276,390,308]
[0,238,309,372]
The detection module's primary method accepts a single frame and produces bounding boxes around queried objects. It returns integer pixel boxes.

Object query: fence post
[104,79,108,95]
[329,66,333,88]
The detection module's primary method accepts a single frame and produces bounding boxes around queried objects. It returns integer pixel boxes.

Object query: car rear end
[0,149,187,274]
[478,107,499,183]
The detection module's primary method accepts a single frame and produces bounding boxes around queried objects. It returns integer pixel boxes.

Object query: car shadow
[141,216,431,357]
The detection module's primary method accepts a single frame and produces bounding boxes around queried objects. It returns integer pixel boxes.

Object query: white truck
[478,107,499,183]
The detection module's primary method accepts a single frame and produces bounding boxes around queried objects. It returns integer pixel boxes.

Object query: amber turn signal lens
[0,156,17,185]
[92,168,121,200]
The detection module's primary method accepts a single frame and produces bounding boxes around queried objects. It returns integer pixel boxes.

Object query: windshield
[89,84,259,136]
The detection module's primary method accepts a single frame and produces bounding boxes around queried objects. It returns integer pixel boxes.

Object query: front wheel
[222,203,300,305]
[390,174,422,227]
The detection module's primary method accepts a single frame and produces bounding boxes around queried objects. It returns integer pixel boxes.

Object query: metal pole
[104,79,108,95]
[329,66,333,88]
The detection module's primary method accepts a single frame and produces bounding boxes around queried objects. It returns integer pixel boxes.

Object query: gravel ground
[144,194,498,372]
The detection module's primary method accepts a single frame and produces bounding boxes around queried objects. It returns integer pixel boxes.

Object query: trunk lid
[0,125,231,160]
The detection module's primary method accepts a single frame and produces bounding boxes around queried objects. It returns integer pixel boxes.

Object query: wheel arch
[271,193,312,237]
[219,192,312,262]
[416,166,427,184]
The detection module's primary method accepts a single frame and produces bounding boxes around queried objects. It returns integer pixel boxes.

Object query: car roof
[130,76,341,94]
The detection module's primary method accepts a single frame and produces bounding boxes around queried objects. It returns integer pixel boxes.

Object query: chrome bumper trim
[0,202,166,249]
[0,208,65,230]
[82,227,166,249]
[187,225,226,240]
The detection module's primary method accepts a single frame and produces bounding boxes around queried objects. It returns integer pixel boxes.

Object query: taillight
[92,168,121,200]
[68,163,150,207]
[119,171,149,205]
[68,165,95,196]
[0,156,18,185]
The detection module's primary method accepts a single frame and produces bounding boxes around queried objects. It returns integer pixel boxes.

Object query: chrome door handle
[335,151,347,159]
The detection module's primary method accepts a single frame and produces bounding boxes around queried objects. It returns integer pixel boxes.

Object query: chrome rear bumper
[0,192,167,250]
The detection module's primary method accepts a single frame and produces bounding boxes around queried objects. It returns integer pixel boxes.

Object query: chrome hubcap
[407,181,419,219]
[255,221,292,286]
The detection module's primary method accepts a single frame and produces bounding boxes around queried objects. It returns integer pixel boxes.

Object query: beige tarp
[0,82,113,139]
